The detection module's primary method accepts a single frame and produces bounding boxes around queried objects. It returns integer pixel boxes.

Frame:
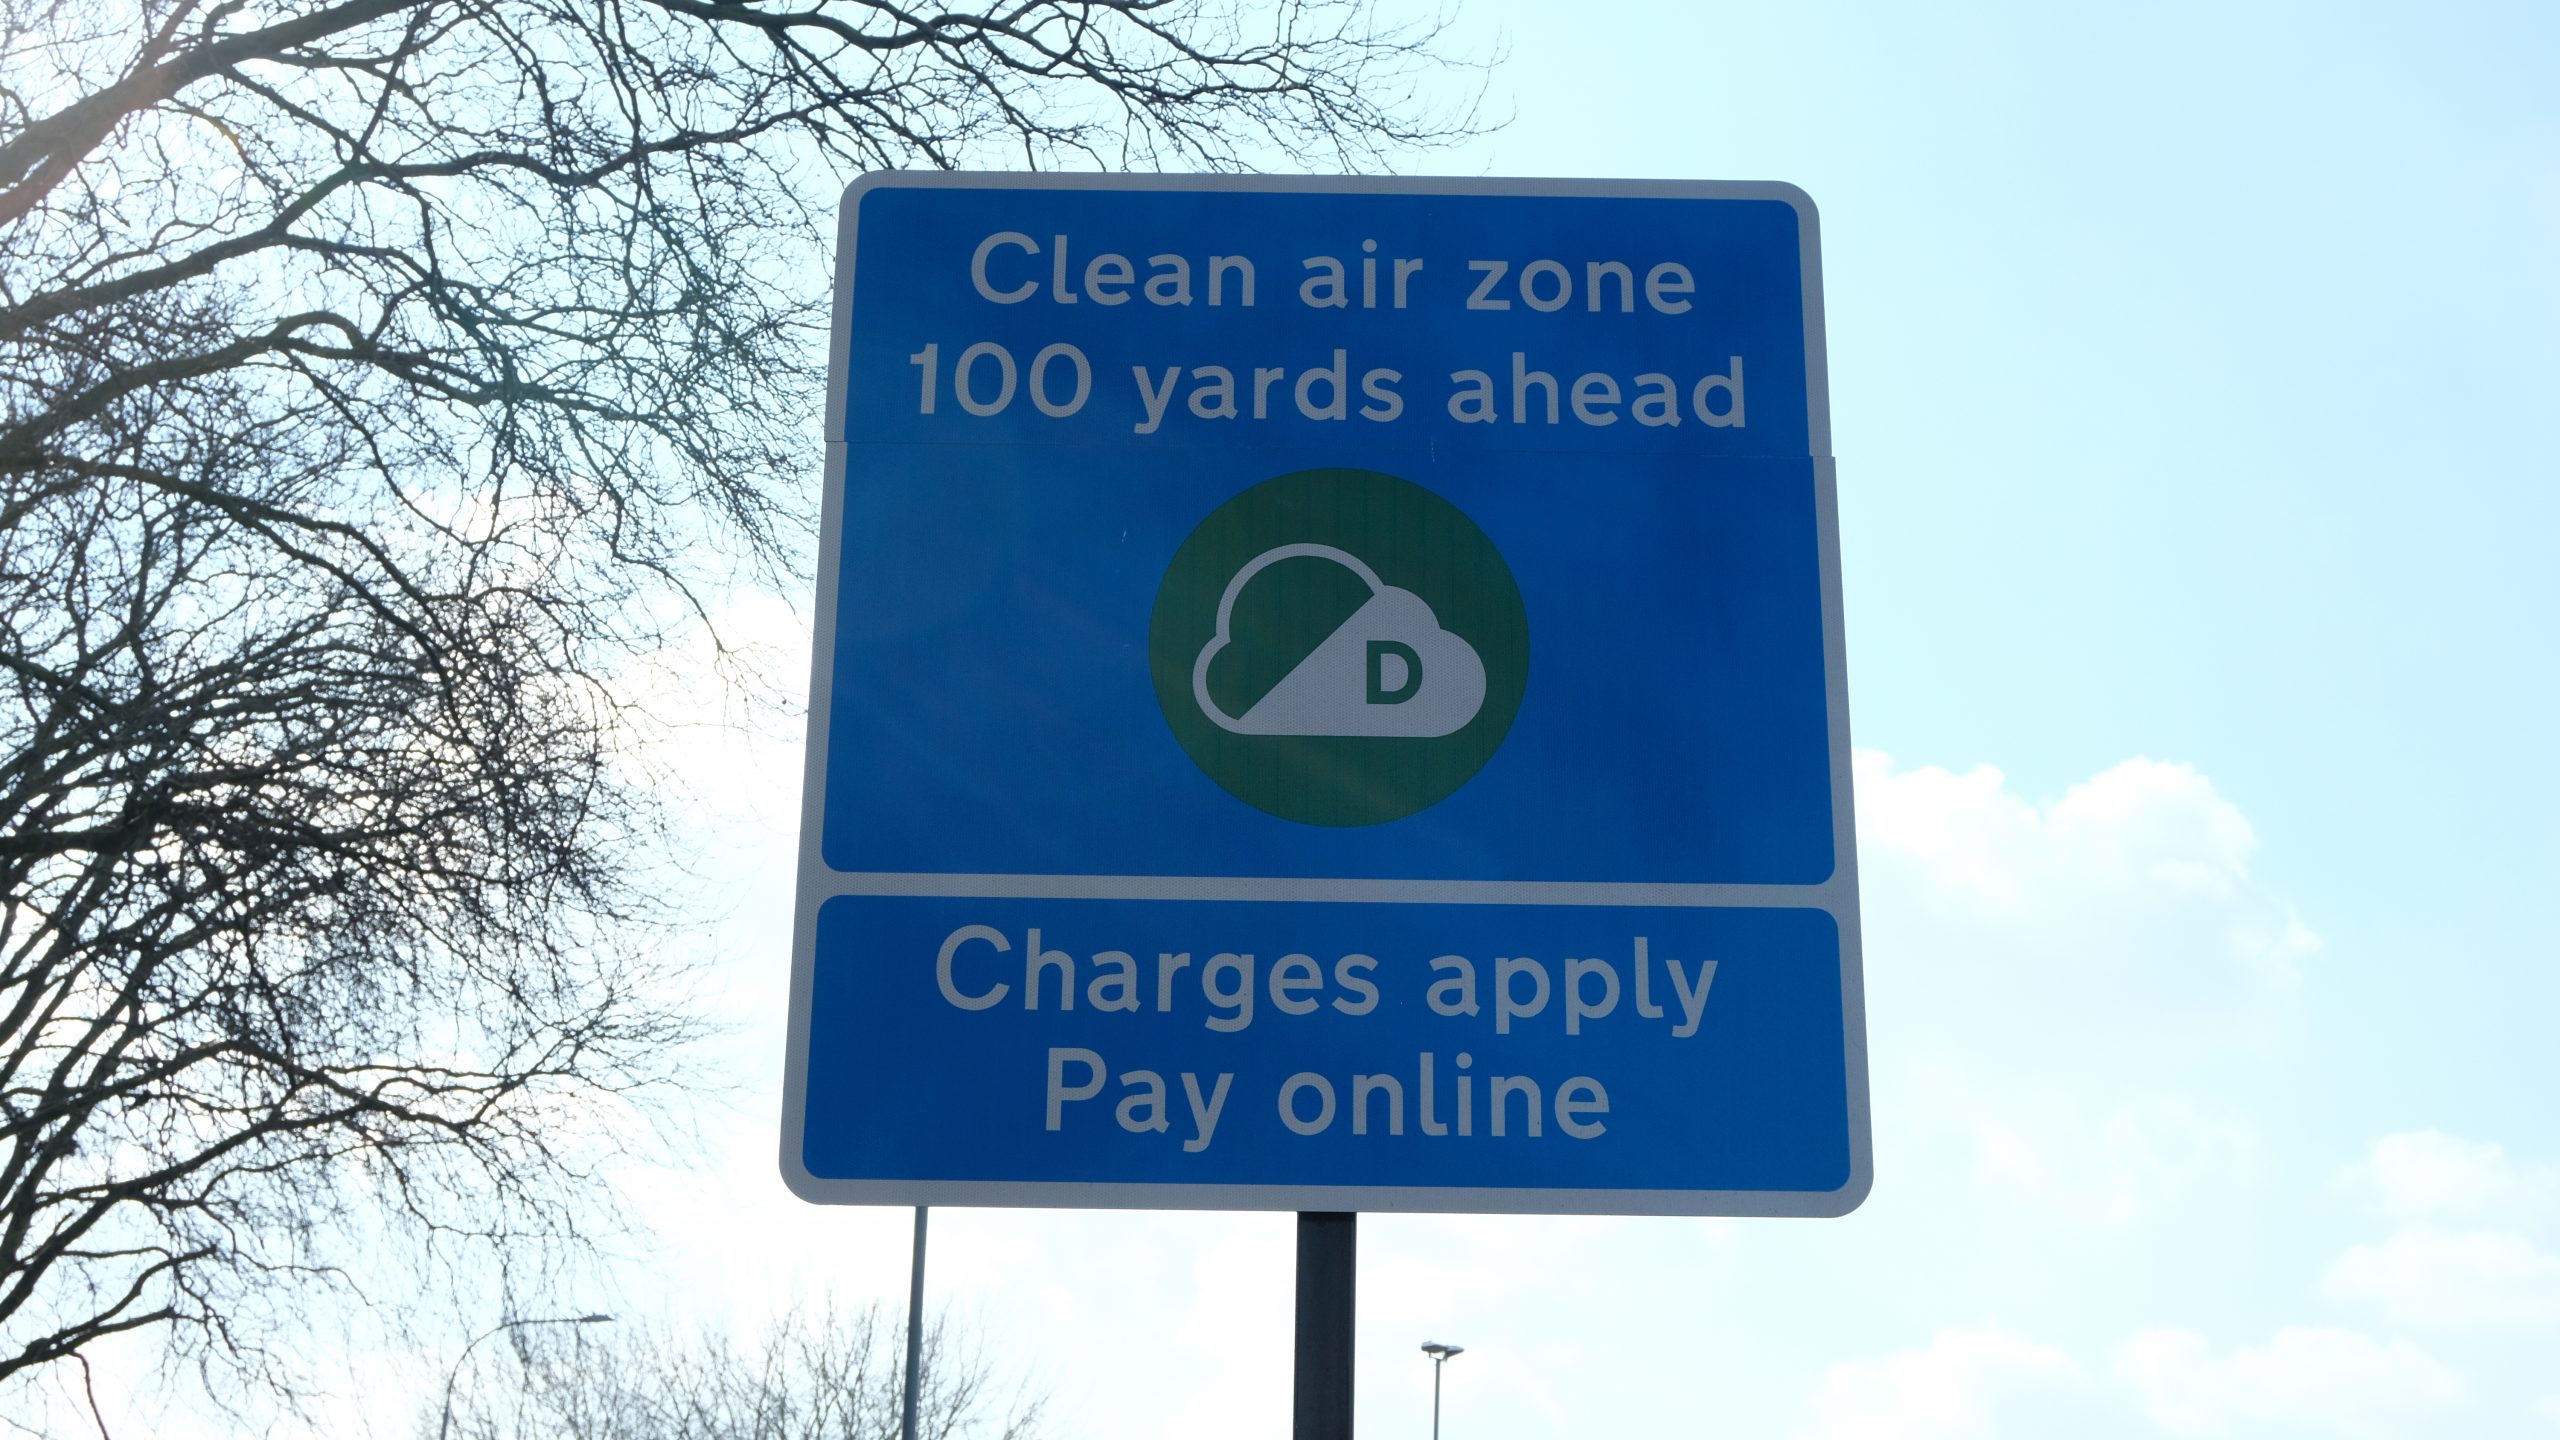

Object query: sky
[50,1,2560,1436]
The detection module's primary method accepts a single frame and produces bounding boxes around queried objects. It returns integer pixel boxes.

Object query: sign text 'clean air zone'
[782,175,1869,1216]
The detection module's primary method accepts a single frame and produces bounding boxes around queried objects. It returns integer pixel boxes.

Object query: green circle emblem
[1148,468,1529,827]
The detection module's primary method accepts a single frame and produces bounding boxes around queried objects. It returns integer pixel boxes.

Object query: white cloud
[1803,1325,2484,1440]
[2323,1227,2560,1332]
[1855,752,2304,1222]
[1799,1328,2081,1440]
[1856,752,2317,1045]
[1859,753,2257,907]
[2536,1393,2560,1426]
[2112,1327,2464,1437]
[2342,1131,2560,1222]
[1920,1072,2262,1226]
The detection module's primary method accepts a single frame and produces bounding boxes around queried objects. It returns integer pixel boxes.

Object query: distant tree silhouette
[432,1305,1040,1440]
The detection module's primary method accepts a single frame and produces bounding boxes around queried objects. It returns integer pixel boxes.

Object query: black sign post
[1293,1211,1357,1440]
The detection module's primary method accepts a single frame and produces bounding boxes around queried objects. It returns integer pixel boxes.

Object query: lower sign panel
[785,894,1866,1215]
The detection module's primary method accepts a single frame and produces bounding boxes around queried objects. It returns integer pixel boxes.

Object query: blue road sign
[782,175,1868,1216]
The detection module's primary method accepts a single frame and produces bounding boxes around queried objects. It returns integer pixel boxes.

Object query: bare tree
[432,1305,1042,1440]
[0,0,1476,1410]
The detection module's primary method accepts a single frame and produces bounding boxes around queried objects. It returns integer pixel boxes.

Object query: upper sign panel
[819,175,1838,890]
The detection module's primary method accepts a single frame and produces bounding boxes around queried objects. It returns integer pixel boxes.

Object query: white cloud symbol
[1191,543,1487,738]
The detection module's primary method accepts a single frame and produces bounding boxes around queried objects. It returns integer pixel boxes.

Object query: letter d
[1367,640,1422,704]
[1694,357,1745,428]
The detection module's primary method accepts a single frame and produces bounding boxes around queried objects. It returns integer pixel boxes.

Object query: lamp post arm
[437,1313,614,1440]
[438,1321,515,1440]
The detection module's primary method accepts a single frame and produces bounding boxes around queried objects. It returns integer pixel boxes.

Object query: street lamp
[1420,1341,1465,1440]
[438,1312,614,1440]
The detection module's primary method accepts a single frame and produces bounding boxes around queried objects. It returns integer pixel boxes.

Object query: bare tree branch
[0,0,1481,1416]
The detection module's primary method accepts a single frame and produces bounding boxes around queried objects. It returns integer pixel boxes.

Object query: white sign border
[781,172,1869,1218]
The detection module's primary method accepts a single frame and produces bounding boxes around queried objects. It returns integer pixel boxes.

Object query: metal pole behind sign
[1292,1211,1356,1440]
[1431,1355,1442,1440]
[902,1205,928,1440]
